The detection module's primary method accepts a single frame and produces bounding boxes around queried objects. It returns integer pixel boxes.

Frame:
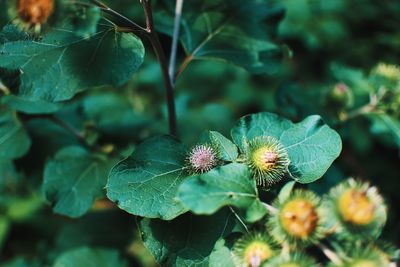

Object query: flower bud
[267,190,325,248]
[232,232,275,267]
[323,178,387,239]
[246,136,290,186]
[187,144,219,173]
[17,0,54,25]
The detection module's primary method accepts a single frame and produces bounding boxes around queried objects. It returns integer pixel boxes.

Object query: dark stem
[92,0,177,136]
[141,0,177,136]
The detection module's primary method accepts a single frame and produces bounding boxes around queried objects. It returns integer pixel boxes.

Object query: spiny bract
[246,136,290,186]
[187,144,219,173]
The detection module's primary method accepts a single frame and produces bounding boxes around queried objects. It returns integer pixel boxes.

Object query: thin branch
[229,206,249,233]
[141,0,177,136]
[341,87,387,121]
[91,0,147,33]
[168,0,184,84]
[21,114,92,148]
[175,54,193,81]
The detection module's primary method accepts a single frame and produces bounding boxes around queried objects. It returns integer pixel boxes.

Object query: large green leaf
[140,209,235,266]
[231,112,293,151]
[0,25,144,102]
[209,239,235,267]
[0,105,31,159]
[43,146,111,218]
[107,135,188,220]
[53,247,127,267]
[1,95,62,114]
[280,115,342,183]
[178,163,260,215]
[231,112,342,183]
[155,0,284,73]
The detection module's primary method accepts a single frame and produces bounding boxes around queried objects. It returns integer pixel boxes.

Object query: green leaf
[0,25,29,44]
[244,200,268,223]
[0,25,144,102]
[278,181,296,203]
[231,112,293,151]
[209,239,235,267]
[178,163,260,215]
[43,146,111,218]
[53,247,127,267]
[369,113,400,148]
[155,0,284,73]
[1,95,62,114]
[280,115,342,183]
[209,131,238,161]
[231,112,342,183]
[107,135,188,220]
[140,209,235,266]
[0,105,31,159]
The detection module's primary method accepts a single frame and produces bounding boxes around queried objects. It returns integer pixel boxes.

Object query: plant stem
[0,80,10,95]
[141,0,177,136]
[168,0,184,84]
[175,54,193,80]
[341,87,387,121]
[317,243,342,265]
[91,0,178,136]
[21,114,90,148]
[262,202,278,214]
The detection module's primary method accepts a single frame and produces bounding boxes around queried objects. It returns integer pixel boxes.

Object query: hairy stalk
[91,0,177,136]
[262,202,278,214]
[168,0,184,84]
[317,243,343,265]
[0,80,11,95]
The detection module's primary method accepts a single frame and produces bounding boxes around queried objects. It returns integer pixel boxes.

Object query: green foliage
[155,0,284,73]
[0,105,31,159]
[0,0,399,266]
[178,163,259,215]
[43,146,112,218]
[232,112,341,183]
[0,25,144,102]
[207,131,238,162]
[53,247,127,267]
[140,209,235,266]
[107,135,188,220]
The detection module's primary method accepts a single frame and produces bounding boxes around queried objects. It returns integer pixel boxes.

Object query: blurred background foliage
[0,0,399,266]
